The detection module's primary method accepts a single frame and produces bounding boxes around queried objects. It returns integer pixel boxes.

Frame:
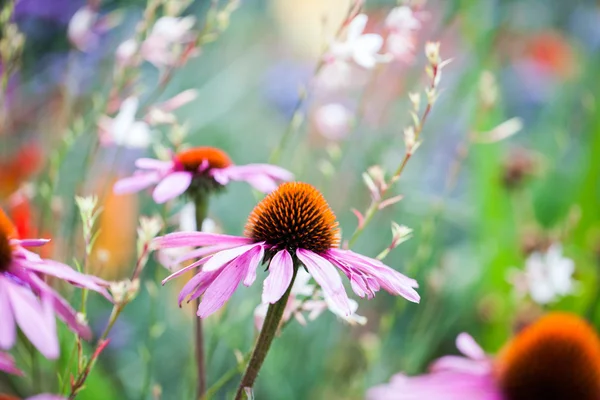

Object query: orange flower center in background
[496,313,600,400]
[175,147,233,172]
[245,182,339,254]
[0,209,17,272]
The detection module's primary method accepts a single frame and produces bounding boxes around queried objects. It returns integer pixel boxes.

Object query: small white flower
[525,245,576,304]
[99,97,151,148]
[509,244,577,305]
[116,39,138,67]
[314,103,353,140]
[328,14,390,69]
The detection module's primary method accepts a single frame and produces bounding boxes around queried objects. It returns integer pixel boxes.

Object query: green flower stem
[193,193,210,399]
[234,268,298,400]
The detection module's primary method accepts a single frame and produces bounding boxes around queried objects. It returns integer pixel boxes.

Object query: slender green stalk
[234,268,298,400]
[193,194,210,399]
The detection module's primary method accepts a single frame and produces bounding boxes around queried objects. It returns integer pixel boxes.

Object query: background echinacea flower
[113,146,294,203]
[155,182,419,318]
[367,313,600,400]
[0,209,111,359]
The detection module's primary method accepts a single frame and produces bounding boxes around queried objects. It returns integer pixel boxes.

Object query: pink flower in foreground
[0,351,22,375]
[155,182,419,318]
[367,313,600,400]
[0,209,111,359]
[327,14,391,69]
[114,146,293,203]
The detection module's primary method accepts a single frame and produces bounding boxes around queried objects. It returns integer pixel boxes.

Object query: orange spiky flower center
[496,313,600,400]
[245,182,339,254]
[0,209,17,273]
[175,147,233,172]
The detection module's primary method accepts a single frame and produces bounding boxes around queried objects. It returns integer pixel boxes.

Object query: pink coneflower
[367,313,600,400]
[114,146,293,203]
[0,209,111,359]
[156,182,419,318]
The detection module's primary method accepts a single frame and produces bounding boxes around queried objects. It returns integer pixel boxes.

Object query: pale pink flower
[386,32,417,63]
[145,89,198,125]
[327,14,391,69]
[156,182,419,318]
[385,6,421,33]
[0,210,111,359]
[98,97,151,149]
[367,313,600,400]
[114,146,293,203]
[314,103,353,140]
[141,16,197,68]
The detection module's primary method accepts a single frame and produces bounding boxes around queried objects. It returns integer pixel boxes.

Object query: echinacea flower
[0,351,21,375]
[113,146,294,203]
[367,313,600,400]
[327,14,391,69]
[156,182,419,318]
[0,209,111,359]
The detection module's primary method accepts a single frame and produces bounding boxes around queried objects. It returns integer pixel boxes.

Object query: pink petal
[262,250,294,304]
[456,333,486,360]
[113,172,161,194]
[177,269,221,306]
[13,239,51,247]
[296,249,351,316]
[27,395,68,400]
[23,259,111,301]
[173,243,238,265]
[242,245,265,286]
[6,281,59,359]
[152,171,193,203]
[202,244,262,273]
[154,231,252,249]
[197,261,247,318]
[0,352,22,375]
[0,277,16,350]
[135,158,173,170]
[162,255,212,285]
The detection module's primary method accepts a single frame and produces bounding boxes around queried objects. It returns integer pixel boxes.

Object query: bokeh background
[1,0,600,398]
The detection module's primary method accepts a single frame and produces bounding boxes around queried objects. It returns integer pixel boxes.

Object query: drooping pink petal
[0,351,22,375]
[13,239,51,247]
[197,260,247,318]
[5,281,59,359]
[162,255,212,285]
[154,231,253,249]
[296,249,351,316]
[177,269,221,306]
[262,250,294,304]
[22,259,111,301]
[430,356,492,376]
[0,277,16,350]
[242,245,265,286]
[135,158,173,170]
[456,333,486,361]
[113,172,161,194]
[202,243,262,273]
[243,175,278,193]
[152,171,193,203]
[173,243,239,265]
[27,395,68,400]
[24,272,92,341]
